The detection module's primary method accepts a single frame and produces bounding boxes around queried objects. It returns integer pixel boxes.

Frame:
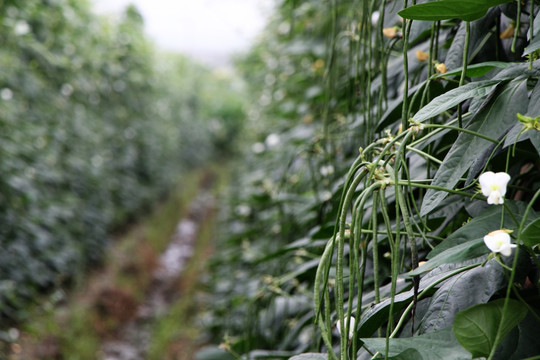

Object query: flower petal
[337,317,355,339]
[484,234,500,252]
[487,191,503,205]
[499,243,515,257]
[493,172,511,196]
[479,171,495,196]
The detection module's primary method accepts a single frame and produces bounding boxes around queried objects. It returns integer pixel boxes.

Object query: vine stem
[316,158,368,322]
[401,0,412,131]
[511,0,521,53]
[369,263,482,359]
[371,190,381,307]
[387,143,419,338]
[529,0,534,70]
[487,188,540,360]
[314,236,340,360]
[380,190,400,359]
[395,181,477,198]
[457,21,470,129]
[337,182,381,359]
[421,123,499,143]
[389,262,482,338]
[313,161,366,358]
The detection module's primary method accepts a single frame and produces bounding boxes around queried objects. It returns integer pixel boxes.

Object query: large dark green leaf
[195,347,236,360]
[523,11,540,55]
[411,80,501,124]
[248,350,294,359]
[289,354,327,360]
[398,0,512,21]
[523,35,540,56]
[387,349,424,360]
[499,307,540,360]
[520,218,540,247]
[409,239,486,276]
[357,291,421,338]
[378,80,445,131]
[418,260,506,334]
[453,299,528,358]
[504,74,540,153]
[433,61,511,79]
[420,78,528,216]
[426,202,526,259]
[357,265,478,337]
[362,327,471,360]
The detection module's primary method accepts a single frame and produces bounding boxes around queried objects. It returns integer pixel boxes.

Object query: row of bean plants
[202,0,540,359]
[0,0,244,331]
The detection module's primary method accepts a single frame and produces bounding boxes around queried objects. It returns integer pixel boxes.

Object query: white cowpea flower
[371,11,380,27]
[479,171,511,205]
[336,316,355,339]
[265,133,280,148]
[484,230,516,257]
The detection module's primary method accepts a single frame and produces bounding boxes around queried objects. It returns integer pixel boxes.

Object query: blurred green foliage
[0,0,245,326]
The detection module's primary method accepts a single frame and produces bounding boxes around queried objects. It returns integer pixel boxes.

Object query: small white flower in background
[479,171,511,205]
[321,190,332,202]
[251,142,265,154]
[8,328,19,341]
[336,316,355,339]
[235,204,251,217]
[265,133,280,148]
[14,21,30,36]
[1,88,13,101]
[484,230,516,257]
[61,83,74,97]
[371,11,380,27]
[320,164,334,177]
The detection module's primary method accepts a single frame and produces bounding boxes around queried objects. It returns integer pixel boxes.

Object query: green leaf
[289,354,327,360]
[504,74,540,153]
[523,11,540,55]
[387,348,424,360]
[418,260,506,333]
[498,307,540,359]
[378,80,445,131]
[248,350,294,359]
[521,218,540,247]
[432,61,511,79]
[358,291,422,337]
[409,239,486,276]
[358,266,472,336]
[523,35,540,56]
[399,3,486,22]
[427,202,526,259]
[420,78,528,216]
[195,347,236,360]
[398,0,512,22]
[411,80,501,123]
[254,238,326,264]
[362,327,471,360]
[453,298,528,358]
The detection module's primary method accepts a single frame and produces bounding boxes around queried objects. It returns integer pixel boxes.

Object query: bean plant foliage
[0,0,244,333]
[203,0,540,359]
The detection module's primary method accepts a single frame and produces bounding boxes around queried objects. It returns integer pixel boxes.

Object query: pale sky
[92,0,273,66]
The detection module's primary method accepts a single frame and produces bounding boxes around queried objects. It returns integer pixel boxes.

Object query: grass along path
[10,165,227,360]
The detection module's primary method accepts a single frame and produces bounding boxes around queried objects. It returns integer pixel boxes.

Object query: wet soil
[8,168,222,360]
[100,190,215,360]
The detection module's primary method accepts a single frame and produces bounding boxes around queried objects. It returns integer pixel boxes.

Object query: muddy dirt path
[100,190,215,360]
[10,168,223,360]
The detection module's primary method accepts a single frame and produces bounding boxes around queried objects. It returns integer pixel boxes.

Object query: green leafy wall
[0,0,243,326]
[203,1,540,359]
